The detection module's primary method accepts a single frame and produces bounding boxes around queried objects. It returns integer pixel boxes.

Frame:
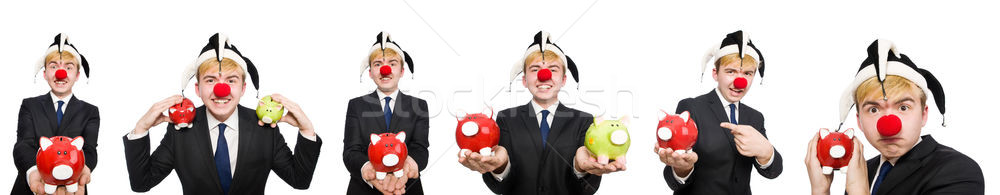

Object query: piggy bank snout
[657,127,672,141]
[382,154,400,166]
[610,130,628,145]
[461,122,479,136]
[829,145,846,158]
[51,165,74,180]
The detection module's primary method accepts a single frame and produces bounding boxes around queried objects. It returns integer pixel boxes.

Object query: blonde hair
[855,75,927,108]
[715,53,757,70]
[197,58,245,82]
[369,48,402,67]
[523,50,565,70]
[43,51,79,69]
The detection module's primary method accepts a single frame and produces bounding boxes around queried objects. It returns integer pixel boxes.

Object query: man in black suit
[457,31,624,195]
[805,40,984,195]
[13,34,99,195]
[343,32,429,195]
[658,31,783,195]
[123,34,321,195]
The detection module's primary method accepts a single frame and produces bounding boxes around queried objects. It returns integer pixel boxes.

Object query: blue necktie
[540,110,550,146]
[215,123,232,195]
[56,100,65,126]
[872,162,893,194]
[384,97,393,128]
[728,103,737,125]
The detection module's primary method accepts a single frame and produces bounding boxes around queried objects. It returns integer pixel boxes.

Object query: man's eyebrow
[894,97,916,104]
[862,100,881,107]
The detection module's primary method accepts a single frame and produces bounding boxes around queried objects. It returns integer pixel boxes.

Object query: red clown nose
[54,69,68,80]
[213,83,231,97]
[380,66,392,76]
[733,77,748,89]
[876,114,902,136]
[537,69,552,81]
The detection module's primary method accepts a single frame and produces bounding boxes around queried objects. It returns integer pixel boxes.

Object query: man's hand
[134,95,183,135]
[656,146,698,178]
[721,122,774,164]
[362,163,397,195]
[258,94,316,137]
[573,146,626,176]
[805,130,834,195]
[844,138,869,195]
[458,146,509,174]
[28,166,91,195]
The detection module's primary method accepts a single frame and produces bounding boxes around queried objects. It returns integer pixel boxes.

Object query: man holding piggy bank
[804,39,983,195]
[457,31,624,195]
[122,33,322,194]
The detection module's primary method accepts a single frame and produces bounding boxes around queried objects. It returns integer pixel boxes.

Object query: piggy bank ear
[396,131,406,143]
[71,136,84,151]
[39,137,52,151]
[456,111,467,121]
[259,99,266,107]
[618,115,631,127]
[819,128,831,139]
[657,110,668,121]
[370,134,381,145]
[679,111,691,123]
[844,128,855,139]
[169,108,177,114]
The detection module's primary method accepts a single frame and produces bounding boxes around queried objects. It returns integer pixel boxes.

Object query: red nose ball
[537,69,552,81]
[55,69,68,80]
[380,66,392,76]
[733,77,748,89]
[213,83,231,97]
[876,114,902,136]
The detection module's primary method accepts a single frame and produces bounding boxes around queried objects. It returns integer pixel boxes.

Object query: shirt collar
[715,89,739,106]
[50,92,72,104]
[377,89,399,101]
[208,109,240,132]
[879,137,923,165]
[531,100,557,115]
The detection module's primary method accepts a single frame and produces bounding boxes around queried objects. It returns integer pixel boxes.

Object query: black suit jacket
[864,135,984,195]
[482,102,601,195]
[343,91,429,195]
[11,94,100,195]
[664,90,783,195]
[123,105,322,195]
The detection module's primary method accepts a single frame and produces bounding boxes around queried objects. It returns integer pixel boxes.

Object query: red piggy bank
[169,98,196,129]
[657,111,698,154]
[369,131,408,180]
[36,136,85,194]
[817,128,855,174]
[456,112,500,157]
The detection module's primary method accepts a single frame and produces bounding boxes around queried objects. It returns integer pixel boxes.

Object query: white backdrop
[1,0,996,194]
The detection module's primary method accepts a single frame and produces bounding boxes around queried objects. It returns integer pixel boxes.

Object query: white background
[1,0,996,194]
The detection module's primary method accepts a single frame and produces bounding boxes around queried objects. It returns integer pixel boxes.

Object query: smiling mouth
[729,87,744,94]
[54,80,68,84]
[380,76,392,81]
[211,98,231,105]
[537,84,552,90]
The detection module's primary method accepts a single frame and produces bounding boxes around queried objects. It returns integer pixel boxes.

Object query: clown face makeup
[523,57,567,104]
[196,67,245,121]
[369,51,405,94]
[713,60,757,103]
[44,56,79,98]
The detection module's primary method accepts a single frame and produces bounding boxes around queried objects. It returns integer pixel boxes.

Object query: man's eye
[868,107,879,113]
[900,105,909,111]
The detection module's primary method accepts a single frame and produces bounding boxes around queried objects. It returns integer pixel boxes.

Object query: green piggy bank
[584,117,630,165]
[256,95,284,124]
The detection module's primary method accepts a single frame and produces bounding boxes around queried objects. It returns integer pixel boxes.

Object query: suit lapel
[389,93,406,131]
[39,94,57,136]
[56,96,83,134]
[877,136,938,195]
[704,90,736,147]
[519,103,544,155]
[363,92,387,133]
[232,107,257,190]
[546,104,571,146]
[193,107,224,192]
